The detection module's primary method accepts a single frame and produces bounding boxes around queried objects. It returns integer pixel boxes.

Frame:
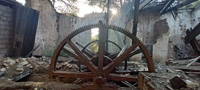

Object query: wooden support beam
[105,0,110,50]
[190,39,200,55]
[132,0,140,36]
[160,0,175,14]
[164,0,197,14]
[185,23,200,44]
[139,0,152,10]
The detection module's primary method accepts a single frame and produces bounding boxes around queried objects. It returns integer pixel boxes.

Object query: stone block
[0,35,3,39]
[4,12,13,17]
[7,8,13,14]
[0,30,11,35]
[0,20,5,25]
[0,35,10,40]
[0,44,7,49]
[0,25,6,29]
[0,10,3,15]
[0,49,8,54]
[0,54,5,57]
[20,61,29,66]
[5,25,13,30]
[16,67,24,72]
[0,39,10,44]
[1,16,7,21]
[0,5,7,11]
[5,23,14,28]
[7,17,13,22]
[170,76,186,89]
[3,21,10,26]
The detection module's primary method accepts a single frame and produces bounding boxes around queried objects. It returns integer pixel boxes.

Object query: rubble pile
[0,56,79,82]
[0,56,200,90]
[0,56,82,89]
[0,57,47,81]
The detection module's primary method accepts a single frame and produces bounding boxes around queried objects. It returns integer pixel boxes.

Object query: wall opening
[90,28,99,52]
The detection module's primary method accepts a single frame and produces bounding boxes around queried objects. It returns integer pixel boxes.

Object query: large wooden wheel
[49,21,154,89]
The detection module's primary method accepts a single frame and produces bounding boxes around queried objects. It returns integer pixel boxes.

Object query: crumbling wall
[28,0,200,61]
[164,9,197,60]
[28,0,105,55]
[57,13,104,50]
[152,19,170,63]
[150,10,195,62]
[135,9,199,62]
[27,0,59,55]
[57,14,74,44]
[138,13,160,50]
[192,5,200,28]
[153,19,169,44]
[0,4,14,57]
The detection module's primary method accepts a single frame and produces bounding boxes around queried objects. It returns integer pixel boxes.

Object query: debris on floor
[0,56,79,81]
[138,72,199,90]
[0,56,200,90]
[0,56,83,90]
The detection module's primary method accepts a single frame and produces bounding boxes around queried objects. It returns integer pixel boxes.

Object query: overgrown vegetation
[90,34,99,53]
[49,0,79,14]
[88,0,133,12]
[47,0,134,15]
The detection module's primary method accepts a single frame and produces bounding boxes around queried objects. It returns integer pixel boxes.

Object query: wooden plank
[132,0,140,36]
[185,23,200,44]
[190,39,200,55]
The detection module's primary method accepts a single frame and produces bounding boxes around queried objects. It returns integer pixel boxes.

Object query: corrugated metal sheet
[13,4,39,57]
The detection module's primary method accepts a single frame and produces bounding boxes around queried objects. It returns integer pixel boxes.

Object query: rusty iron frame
[49,21,154,88]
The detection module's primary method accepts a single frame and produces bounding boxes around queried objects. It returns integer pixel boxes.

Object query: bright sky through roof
[76,0,102,17]
[17,0,102,17]
[16,0,26,5]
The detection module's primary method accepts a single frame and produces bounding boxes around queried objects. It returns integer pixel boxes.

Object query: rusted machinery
[49,21,154,89]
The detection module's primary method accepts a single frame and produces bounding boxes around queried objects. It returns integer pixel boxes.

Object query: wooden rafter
[185,23,200,44]
[139,0,152,10]
[163,0,197,14]
[160,0,175,14]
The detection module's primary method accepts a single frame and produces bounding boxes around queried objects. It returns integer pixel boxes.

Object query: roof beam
[164,0,197,14]
[185,23,200,44]
[160,0,175,14]
[139,0,152,10]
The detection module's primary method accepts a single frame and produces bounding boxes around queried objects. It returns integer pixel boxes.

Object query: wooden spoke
[68,41,97,74]
[104,42,139,75]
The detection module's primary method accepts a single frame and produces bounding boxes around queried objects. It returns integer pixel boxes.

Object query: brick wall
[0,4,14,57]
